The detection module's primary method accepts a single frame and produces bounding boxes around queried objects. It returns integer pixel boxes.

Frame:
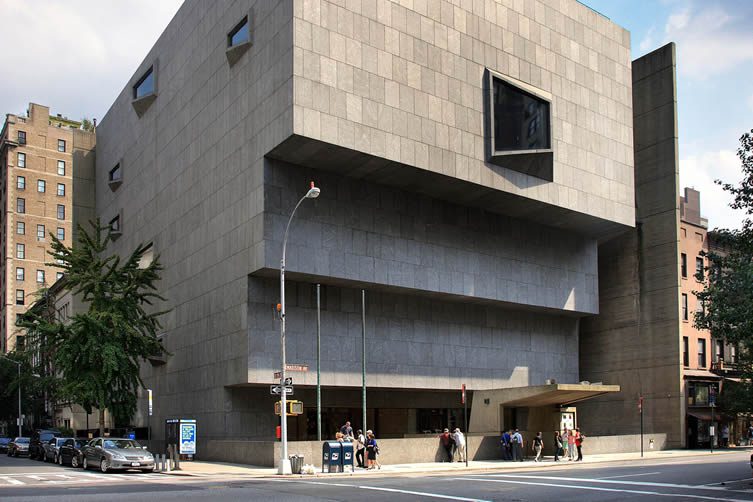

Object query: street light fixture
[278,181,320,475]
[0,354,22,437]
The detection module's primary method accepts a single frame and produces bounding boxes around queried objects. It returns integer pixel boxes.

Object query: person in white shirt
[452,428,466,462]
[355,429,366,468]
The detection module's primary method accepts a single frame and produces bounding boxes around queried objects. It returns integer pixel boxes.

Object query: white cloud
[0,0,183,121]
[680,149,745,230]
[638,26,656,53]
[660,1,753,78]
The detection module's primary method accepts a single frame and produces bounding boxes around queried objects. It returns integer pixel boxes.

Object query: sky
[0,0,750,230]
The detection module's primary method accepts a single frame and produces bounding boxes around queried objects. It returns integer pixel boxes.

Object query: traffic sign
[274,364,309,379]
[270,384,294,396]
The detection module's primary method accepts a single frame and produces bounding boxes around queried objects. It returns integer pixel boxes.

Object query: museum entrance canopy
[490,383,621,407]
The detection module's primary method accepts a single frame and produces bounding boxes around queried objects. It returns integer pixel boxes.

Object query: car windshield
[39,433,58,441]
[15,438,30,443]
[103,439,142,449]
[0,438,10,444]
[75,440,85,448]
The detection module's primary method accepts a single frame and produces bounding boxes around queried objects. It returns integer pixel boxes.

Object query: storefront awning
[483,383,621,407]
[684,369,723,380]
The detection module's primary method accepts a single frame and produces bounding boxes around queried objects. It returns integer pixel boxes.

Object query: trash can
[322,441,342,473]
[289,454,304,474]
[341,442,354,472]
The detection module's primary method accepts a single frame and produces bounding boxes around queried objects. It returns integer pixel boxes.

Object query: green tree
[20,222,168,435]
[695,129,753,412]
[80,117,95,132]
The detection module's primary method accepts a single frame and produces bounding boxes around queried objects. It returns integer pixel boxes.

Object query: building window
[17,152,25,168]
[109,214,122,237]
[683,336,689,367]
[17,131,26,144]
[731,344,737,363]
[681,253,687,278]
[696,257,704,280]
[682,293,688,321]
[37,179,46,193]
[16,268,24,281]
[56,272,63,281]
[57,204,65,220]
[15,289,24,305]
[56,227,65,240]
[58,139,66,152]
[16,221,25,235]
[16,243,24,259]
[36,270,45,284]
[57,160,65,176]
[17,198,25,213]
[697,339,706,368]
[688,382,710,406]
[133,67,155,99]
[37,224,45,241]
[57,183,65,196]
[228,16,250,47]
[714,339,724,363]
[108,163,122,191]
[17,176,25,190]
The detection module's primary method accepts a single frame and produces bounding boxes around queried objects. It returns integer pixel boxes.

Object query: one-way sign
[270,385,294,396]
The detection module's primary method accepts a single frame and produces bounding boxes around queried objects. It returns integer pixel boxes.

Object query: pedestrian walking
[532,432,544,462]
[721,425,730,448]
[512,429,524,462]
[501,430,512,461]
[453,428,466,463]
[553,431,563,462]
[366,431,380,469]
[440,428,454,462]
[355,429,366,468]
[566,428,576,461]
[575,428,584,461]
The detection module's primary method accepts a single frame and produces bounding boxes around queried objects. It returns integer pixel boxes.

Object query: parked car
[7,437,30,457]
[0,437,11,453]
[29,429,61,460]
[58,438,87,467]
[81,437,154,473]
[43,437,73,464]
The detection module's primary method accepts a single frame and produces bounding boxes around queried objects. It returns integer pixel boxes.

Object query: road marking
[457,477,753,502]
[701,477,753,486]
[0,476,23,485]
[482,474,734,491]
[599,471,663,479]
[269,479,492,502]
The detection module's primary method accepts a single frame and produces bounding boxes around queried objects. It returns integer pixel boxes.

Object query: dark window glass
[228,17,250,47]
[57,204,65,220]
[134,67,155,99]
[17,131,26,144]
[17,176,25,190]
[57,139,66,152]
[109,164,122,182]
[683,336,689,367]
[492,77,550,151]
[681,253,687,278]
[715,339,724,362]
[15,289,24,305]
[697,339,706,368]
[110,215,121,232]
[17,198,25,213]
[696,257,704,280]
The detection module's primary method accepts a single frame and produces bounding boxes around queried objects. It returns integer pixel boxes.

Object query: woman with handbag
[553,431,563,462]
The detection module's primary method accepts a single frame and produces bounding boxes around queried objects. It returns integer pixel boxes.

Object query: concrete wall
[579,43,683,447]
[202,432,667,467]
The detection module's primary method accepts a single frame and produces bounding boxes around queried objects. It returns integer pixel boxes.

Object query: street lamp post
[278,181,320,475]
[0,355,21,437]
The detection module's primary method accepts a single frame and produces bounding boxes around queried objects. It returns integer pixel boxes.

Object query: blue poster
[179,421,196,454]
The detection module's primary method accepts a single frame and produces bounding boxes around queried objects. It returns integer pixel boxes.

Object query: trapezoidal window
[131,64,158,117]
[226,14,252,66]
[487,70,553,181]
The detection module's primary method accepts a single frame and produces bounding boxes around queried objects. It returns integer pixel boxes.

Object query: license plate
[131,462,141,466]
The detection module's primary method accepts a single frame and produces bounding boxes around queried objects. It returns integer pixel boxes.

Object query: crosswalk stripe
[0,477,24,485]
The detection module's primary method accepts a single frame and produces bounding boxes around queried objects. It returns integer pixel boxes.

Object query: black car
[0,437,11,453]
[58,438,87,467]
[7,437,30,456]
[29,429,61,460]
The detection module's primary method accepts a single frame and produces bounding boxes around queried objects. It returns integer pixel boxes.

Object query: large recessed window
[486,70,553,180]
[133,67,155,99]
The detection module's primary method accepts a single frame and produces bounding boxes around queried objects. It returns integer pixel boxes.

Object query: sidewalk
[160,447,753,479]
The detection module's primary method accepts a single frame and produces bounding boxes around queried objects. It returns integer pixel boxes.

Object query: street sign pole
[316,283,322,442]
[361,290,367,434]
[462,384,468,467]
[147,389,153,452]
[639,396,643,458]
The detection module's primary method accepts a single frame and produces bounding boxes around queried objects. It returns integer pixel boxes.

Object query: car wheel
[100,458,109,473]
[57,454,63,465]
[71,456,79,468]
[82,457,88,470]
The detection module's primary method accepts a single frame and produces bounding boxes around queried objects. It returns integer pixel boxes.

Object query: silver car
[43,437,73,463]
[81,438,154,473]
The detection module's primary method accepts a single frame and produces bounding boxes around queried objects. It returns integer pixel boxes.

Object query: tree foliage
[80,117,95,132]
[19,222,168,434]
[695,130,753,413]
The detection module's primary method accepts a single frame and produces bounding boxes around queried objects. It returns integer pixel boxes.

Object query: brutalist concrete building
[95,0,640,463]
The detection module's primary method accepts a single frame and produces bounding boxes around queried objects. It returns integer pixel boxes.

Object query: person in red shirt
[439,428,453,462]
[575,428,584,461]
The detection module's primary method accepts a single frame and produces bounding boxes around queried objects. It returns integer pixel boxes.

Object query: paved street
[2,450,753,501]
